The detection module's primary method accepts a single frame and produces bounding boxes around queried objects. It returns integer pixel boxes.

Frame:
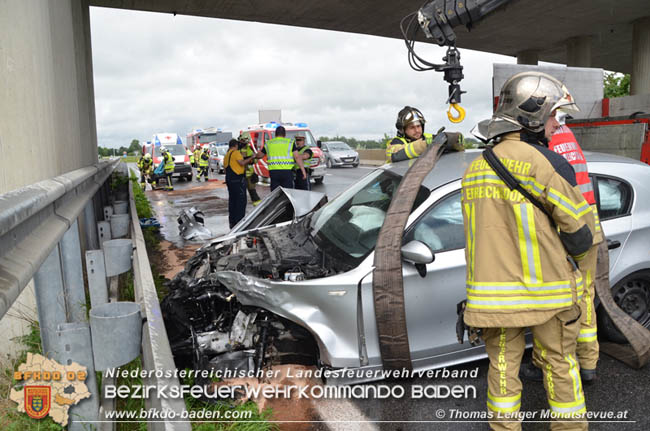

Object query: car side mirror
[401,240,434,265]
[317,140,322,148]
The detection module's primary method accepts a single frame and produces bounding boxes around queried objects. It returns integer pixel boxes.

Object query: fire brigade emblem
[25,386,51,419]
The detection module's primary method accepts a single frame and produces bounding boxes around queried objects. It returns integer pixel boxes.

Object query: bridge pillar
[631,16,650,95]
[517,50,538,65]
[566,35,592,67]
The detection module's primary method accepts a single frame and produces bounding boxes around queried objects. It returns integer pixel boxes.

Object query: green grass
[0,322,65,430]
[129,172,154,219]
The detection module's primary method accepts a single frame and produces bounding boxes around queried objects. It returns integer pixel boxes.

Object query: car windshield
[217,146,228,156]
[154,144,186,157]
[199,134,217,144]
[327,142,351,151]
[309,169,430,265]
[281,130,317,147]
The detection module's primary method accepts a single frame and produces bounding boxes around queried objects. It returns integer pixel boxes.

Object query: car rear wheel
[598,270,650,344]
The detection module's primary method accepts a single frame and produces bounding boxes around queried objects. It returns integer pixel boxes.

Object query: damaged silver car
[162,150,650,383]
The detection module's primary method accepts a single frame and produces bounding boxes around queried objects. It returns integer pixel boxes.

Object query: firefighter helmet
[481,71,579,140]
[396,106,426,137]
[238,131,252,144]
[144,153,151,160]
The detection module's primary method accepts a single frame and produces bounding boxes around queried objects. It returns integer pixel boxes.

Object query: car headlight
[334,158,341,162]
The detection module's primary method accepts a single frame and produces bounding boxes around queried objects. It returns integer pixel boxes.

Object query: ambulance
[150,133,193,181]
[243,122,326,184]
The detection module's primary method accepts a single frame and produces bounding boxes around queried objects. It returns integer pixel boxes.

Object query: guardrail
[127,169,191,431]
[0,159,118,319]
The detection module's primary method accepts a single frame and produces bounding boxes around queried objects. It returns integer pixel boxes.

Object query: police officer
[197,146,210,182]
[137,152,154,191]
[385,106,464,163]
[224,139,255,228]
[258,126,306,191]
[239,132,262,205]
[461,72,596,430]
[293,132,314,190]
[161,147,175,191]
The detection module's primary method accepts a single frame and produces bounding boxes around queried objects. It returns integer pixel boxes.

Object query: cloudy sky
[89,7,518,149]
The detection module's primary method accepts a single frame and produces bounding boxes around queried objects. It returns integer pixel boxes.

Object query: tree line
[98,139,141,157]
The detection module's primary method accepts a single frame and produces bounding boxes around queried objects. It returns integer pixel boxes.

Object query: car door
[591,174,634,280]
[397,181,475,367]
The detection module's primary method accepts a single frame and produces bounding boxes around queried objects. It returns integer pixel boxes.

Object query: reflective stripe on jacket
[163,152,175,173]
[461,132,596,328]
[244,146,255,176]
[265,137,294,170]
[384,133,433,163]
[199,151,209,167]
[293,146,315,169]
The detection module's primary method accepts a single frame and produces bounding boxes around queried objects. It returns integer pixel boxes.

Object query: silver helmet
[481,71,579,140]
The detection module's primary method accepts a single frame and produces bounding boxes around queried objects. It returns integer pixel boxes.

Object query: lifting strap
[372,131,448,371]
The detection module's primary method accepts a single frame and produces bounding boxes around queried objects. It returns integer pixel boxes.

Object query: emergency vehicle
[243,122,326,184]
[150,133,193,181]
[187,127,232,151]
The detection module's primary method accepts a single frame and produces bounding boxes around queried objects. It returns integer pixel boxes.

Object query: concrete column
[631,17,650,95]
[517,50,538,65]
[33,246,68,357]
[566,35,592,67]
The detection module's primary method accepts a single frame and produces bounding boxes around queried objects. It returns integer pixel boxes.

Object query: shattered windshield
[309,169,430,265]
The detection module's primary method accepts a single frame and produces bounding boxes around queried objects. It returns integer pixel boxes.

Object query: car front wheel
[598,270,650,344]
[314,177,324,185]
[326,159,332,169]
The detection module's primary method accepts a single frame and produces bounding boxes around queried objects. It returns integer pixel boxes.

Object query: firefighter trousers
[575,244,599,370]
[483,305,587,431]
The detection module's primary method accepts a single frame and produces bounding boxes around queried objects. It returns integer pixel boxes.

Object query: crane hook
[447,103,466,123]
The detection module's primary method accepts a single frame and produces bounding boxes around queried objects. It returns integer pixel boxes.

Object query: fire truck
[186,127,232,151]
[243,122,326,184]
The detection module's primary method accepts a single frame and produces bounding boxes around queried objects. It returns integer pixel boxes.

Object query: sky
[89,7,518,149]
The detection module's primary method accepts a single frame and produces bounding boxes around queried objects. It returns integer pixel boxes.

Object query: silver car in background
[161,150,650,382]
[321,140,359,168]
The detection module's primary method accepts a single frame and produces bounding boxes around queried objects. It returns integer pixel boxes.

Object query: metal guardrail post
[86,250,108,308]
[33,245,68,358]
[55,322,100,430]
[84,200,99,251]
[60,220,87,323]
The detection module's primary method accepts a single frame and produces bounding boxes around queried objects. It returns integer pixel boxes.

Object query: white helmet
[144,153,152,160]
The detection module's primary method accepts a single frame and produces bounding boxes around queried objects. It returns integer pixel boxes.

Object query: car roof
[383,148,648,191]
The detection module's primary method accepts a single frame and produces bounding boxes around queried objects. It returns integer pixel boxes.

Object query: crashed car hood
[231,187,326,234]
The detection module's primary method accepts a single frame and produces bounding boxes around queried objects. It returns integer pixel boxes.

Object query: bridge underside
[91,0,650,74]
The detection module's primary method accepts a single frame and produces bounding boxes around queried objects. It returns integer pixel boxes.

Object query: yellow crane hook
[447,103,466,123]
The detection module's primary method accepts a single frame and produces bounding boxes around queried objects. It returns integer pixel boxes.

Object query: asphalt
[134,163,650,430]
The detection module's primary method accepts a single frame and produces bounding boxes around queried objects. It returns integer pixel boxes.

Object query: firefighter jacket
[385,133,433,163]
[193,148,201,164]
[265,137,294,170]
[244,145,256,177]
[199,150,209,167]
[137,156,153,173]
[163,152,175,173]
[461,132,596,328]
[549,125,603,245]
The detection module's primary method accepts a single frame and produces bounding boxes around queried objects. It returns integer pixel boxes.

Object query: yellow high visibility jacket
[461,132,596,328]
[265,137,294,170]
[199,150,209,167]
[163,152,175,173]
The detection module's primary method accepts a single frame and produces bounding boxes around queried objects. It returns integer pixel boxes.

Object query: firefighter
[161,147,175,191]
[198,146,210,182]
[293,132,314,191]
[224,139,255,228]
[193,145,202,175]
[137,152,154,191]
[189,147,195,168]
[385,106,465,163]
[461,71,596,430]
[257,125,306,191]
[239,132,262,205]
[547,112,604,382]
